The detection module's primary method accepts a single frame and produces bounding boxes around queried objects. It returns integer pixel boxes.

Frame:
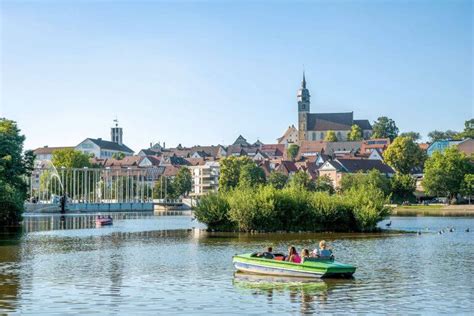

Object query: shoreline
[391,205,474,217]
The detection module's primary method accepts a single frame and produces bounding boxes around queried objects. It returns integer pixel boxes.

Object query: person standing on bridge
[60,192,68,214]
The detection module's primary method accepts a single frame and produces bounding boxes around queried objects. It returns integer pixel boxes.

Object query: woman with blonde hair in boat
[313,240,333,258]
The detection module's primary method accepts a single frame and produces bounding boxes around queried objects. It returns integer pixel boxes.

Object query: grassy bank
[392,204,474,217]
[194,184,390,232]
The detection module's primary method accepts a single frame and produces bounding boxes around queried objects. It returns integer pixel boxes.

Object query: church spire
[302,71,306,89]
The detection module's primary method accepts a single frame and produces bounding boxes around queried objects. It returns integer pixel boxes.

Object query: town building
[277,125,298,145]
[426,138,473,157]
[318,158,395,188]
[190,161,220,196]
[457,139,474,156]
[297,73,372,142]
[76,138,134,159]
[360,138,391,154]
[32,146,74,162]
[76,122,134,159]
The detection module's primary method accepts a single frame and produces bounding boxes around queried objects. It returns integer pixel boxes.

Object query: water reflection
[0,245,20,312]
[0,216,472,314]
[23,212,153,233]
[232,272,357,314]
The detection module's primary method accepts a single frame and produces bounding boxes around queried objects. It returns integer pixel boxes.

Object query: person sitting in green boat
[300,249,310,263]
[313,240,334,259]
[286,246,301,263]
[251,246,274,259]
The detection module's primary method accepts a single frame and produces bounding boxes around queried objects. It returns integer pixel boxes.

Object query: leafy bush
[194,192,235,231]
[195,183,389,232]
[344,185,390,231]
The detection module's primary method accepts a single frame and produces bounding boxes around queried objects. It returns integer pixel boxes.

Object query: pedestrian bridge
[25,199,193,214]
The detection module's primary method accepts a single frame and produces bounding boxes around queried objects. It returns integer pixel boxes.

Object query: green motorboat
[233,253,356,279]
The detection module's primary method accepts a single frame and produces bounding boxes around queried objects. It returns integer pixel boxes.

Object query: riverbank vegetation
[0,118,35,226]
[195,157,390,232]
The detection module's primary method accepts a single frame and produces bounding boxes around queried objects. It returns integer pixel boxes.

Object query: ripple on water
[0,215,473,314]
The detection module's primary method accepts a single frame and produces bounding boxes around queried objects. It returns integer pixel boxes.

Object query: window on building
[312,132,316,141]
[320,132,324,139]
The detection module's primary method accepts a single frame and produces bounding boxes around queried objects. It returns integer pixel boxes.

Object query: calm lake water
[0,213,473,315]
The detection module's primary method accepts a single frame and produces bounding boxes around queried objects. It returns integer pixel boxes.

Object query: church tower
[111,119,123,145]
[297,72,310,142]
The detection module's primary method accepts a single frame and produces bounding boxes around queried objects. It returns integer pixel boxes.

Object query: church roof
[354,119,372,130]
[87,138,134,153]
[307,112,353,131]
[306,113,372,132]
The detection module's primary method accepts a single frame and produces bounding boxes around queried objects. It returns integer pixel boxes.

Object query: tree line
[286,117,474,202]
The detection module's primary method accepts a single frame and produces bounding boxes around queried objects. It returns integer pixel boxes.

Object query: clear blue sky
[1,0,472,151]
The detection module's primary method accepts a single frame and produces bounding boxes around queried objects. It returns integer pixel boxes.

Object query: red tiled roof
[163,165,181,177]
[298,141,327,157]
[33,146,74,155]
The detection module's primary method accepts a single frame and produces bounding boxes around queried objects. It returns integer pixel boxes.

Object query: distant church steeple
[297,72,310,143]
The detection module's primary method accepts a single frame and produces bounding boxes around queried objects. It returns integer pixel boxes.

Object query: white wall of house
[368,149,383,160]
[138,157,153,167]
[278,128,299,145]
[75,139,132,159]
[36,153,53,161]
[76,139,101,158]
[253,152,266,161]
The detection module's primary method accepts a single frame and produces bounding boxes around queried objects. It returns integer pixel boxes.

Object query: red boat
[96,217,113,226]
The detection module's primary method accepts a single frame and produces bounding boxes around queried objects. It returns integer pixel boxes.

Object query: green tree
[460,119,474,139]
[173,167,192,197]
[286,144,299,161]
[267,172,288,189]
[462,174,474,204]
[340,170,391,196]
[287,170,315,190]
[314,175,334,193]
[153,176,176,199]
[427,130,460,142]
[324,130,338,142]
[372,116,399,141]
[422,147,473,200]
[347,124,363,141]
[399,132,421,142]
[383,136,426,174]
[239,163,266,188]
[0,118,35,226]
[218,156,254,191]
[112,152,125,160]
[391,173,416,202]
[51,148,91,168]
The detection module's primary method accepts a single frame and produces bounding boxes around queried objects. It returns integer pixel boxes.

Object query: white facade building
[189,161,220,196]
[75,138,134,159]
